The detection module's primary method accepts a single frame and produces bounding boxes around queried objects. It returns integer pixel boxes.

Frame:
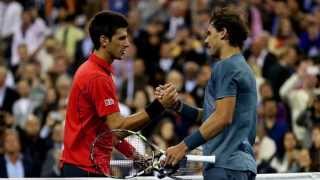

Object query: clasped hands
[155,83,179,109]
[154,83,188,167]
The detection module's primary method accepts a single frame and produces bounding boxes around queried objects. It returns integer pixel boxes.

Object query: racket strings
[91,130,169,178]
[106,133,154,178]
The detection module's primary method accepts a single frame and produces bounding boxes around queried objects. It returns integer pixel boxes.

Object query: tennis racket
[90,129,215,179]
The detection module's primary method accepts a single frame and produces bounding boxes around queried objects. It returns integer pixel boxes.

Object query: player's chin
[206,48,215,55]
[118,52,127,59]
[115,54,125,60]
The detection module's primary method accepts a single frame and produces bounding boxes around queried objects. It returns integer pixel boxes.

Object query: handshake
[154,83,180,110]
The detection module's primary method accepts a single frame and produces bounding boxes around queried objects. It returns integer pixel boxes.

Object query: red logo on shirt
[104,98,114,106]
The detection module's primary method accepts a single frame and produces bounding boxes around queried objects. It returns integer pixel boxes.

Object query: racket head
[90,129,160,178]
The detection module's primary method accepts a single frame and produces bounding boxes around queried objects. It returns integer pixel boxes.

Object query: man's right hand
[155,83,178,109]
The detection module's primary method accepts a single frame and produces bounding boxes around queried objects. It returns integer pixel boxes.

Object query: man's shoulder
[72,65,99,90]
[213,59,242,76]
[75,61,107,80]
[217,54,245,67]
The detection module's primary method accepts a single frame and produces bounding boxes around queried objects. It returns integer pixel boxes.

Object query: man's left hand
[165,141,188,166]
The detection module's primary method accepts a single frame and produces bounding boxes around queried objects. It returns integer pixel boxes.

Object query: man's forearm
[199,112,229,140]
[120,111,150,131]
[114,99,165,131]
[176,101,203,122]
[183,112,230,151]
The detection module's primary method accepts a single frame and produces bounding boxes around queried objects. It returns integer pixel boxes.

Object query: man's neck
[219,45,241,60]
[94,49,113,64]
[6,152,20,164]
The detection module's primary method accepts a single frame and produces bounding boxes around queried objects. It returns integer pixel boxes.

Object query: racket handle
[110,160,133,166]
[186,155,215,163]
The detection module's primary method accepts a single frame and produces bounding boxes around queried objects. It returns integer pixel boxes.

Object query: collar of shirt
[5,153,24,178]
[89,53,114,74]
[4,153,23,163]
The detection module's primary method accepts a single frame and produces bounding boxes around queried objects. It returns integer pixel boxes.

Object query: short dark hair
[89,11,128,50]
[210,6,248,48]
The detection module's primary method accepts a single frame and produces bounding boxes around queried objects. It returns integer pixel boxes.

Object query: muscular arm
[199,96,236,140]
[166,96,236,163]
[177,102,204,123]
[106,111,150,131]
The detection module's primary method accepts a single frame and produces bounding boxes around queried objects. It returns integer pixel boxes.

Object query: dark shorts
[204,167,256,180]
[61,163,104,177]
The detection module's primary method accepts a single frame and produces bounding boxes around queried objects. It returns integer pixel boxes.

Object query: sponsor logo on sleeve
[104,98,114,106]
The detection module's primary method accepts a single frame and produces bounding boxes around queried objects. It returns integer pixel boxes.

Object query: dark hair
[89,11,128,50]
[210,6,248,48]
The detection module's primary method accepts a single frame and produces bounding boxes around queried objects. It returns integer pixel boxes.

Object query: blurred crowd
[0,0,320,177]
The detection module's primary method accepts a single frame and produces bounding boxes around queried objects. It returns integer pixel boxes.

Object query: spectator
[11,8,49,67]
[164,0,191,39]
[280,60,318,142]
[267,46,298,100]
[299,17,320,58]
[0,0,22,39]
[40,148,61,177]
[255,136,277,173]
[33,88,58,124]
[134,18,164,81]
[54,14,84,60]
[268,18,298,57]
[0,66,19,113]
[12,80,36,128]
[120,59,150,106]
[295,148,312,172]
[297,94,320,147]
[72,23,93,75]
[256,123,276,163]
[309,126,320,171]
[270,131,299,173]
[258,81,289,123]
[39,97,66,139]
[41,122,64,177]
[18,114,48,177]
[12,43,30,82]
[158,40,177,73]
[0,129,33,177]
[49,55,70,81]
[131,89,150,113]
[35,36,60,75]
[0,0,23,61]
[191,64,211,107]
[151,118,179,150]
[1,112,16,130]
[55,75,71,106]
[183,61,199,93]
[244,32,278,81]
[260,98,289,154]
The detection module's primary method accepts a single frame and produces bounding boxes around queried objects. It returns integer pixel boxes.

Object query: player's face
[107,28,130,60]
[204,25,223,56]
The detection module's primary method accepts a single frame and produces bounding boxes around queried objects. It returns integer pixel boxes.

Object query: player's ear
[100,35,110,48]
[220,28,228,40]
